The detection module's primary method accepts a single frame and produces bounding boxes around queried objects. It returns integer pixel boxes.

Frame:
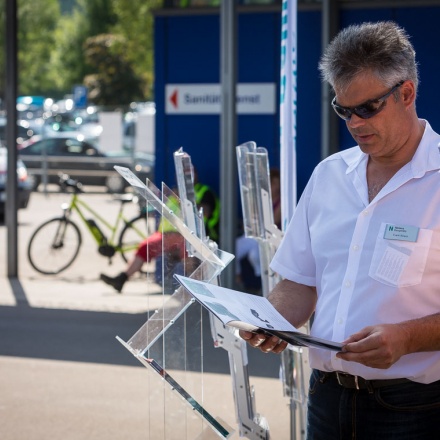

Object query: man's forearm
[401,312,440,354]
[268,279,317,329]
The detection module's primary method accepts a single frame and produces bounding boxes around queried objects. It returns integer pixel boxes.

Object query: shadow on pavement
[8,277,31,307]
[0,299,281,378]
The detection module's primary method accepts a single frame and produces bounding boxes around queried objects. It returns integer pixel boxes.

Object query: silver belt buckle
[336,372,360,390]
[354,375,359,390]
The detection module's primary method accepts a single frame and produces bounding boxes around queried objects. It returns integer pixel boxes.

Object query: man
[240,21,440,439]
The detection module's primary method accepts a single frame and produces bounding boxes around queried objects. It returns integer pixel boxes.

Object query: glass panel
[115,165,235,438]
[236,141,310,439]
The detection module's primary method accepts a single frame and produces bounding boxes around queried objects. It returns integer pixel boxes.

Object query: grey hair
[318,21,419,93]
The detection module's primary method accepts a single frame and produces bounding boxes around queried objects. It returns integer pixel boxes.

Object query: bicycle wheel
[118,214,154,263]
[28,217,82,275]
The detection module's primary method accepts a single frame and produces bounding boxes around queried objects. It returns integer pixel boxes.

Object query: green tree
[17,0,60,95]
[86,0,117,35]
[111,0,163,100]
[83,34,144,106]
[49,0,118,96]
[0,0,163,104]
[49,8,89,94]
[0,0,60,99]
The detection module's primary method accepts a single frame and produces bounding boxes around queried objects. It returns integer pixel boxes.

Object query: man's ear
[401,80,416,108]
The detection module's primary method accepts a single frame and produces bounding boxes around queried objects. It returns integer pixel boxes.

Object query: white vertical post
[280,0,298,228]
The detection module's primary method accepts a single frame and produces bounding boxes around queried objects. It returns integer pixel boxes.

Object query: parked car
[18,136,154,193]
[0,117,39,148]
[0,146,33,214]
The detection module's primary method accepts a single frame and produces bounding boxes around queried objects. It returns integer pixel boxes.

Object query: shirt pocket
[369,222,433,287]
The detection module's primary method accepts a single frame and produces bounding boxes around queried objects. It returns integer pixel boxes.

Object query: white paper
[176,275,299,332]
[375,246,409,284]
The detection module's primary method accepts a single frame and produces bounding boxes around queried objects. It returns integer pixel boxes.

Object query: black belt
[322,371,412,390]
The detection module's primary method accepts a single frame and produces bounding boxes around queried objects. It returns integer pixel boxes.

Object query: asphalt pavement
[0,189,295,440]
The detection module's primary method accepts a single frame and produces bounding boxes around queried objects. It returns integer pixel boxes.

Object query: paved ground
[0,189,301,439]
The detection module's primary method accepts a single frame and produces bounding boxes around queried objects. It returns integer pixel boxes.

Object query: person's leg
[307,369,344,439]
[149,231,185,261]
[356,378,440,439]
[99,235,156,293]
[307,370,440,440]
[154,232,186,290]
[124,255,145,277]
[100,271,128,293]
[100,254,145,293]
[100,232,185,293]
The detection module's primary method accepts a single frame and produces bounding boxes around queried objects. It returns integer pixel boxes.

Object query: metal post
[321,0,339,160]
[5,0,19,277]
[220,0,238,288]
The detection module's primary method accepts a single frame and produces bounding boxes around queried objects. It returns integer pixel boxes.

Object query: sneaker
[100,272,128,293]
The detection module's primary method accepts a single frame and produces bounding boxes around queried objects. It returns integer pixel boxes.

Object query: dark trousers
[307,369,440,440]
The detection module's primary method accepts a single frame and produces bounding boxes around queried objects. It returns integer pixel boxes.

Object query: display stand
[114,156,271,440]
[173,149,271,440]
[236,142,310,440]
[115,165,234,439]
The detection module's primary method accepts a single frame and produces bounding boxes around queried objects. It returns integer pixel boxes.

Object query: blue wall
[155,11,285,196]
[155,5,440,199]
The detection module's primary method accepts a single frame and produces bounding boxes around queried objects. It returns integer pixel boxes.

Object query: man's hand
[336,323,411,369]
[239,330,288,354]
[237,278,317,354]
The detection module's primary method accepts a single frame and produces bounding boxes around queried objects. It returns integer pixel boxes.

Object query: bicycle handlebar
[58,173,84,194]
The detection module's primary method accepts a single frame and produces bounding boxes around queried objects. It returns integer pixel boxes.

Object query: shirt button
[352,244,359,251]
[345,280,351,288]
[337,318,343,325]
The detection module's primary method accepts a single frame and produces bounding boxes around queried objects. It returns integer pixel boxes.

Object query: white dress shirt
[271,120,440,383]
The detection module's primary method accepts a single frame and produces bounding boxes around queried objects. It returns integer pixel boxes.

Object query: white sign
[165,83,276,115]
[136,113,155,154]
[99,111,123,152]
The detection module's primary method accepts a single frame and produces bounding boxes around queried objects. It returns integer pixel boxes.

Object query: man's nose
[346,113,366,128]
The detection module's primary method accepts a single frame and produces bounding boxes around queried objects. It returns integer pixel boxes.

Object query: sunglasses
[331,81,404,120]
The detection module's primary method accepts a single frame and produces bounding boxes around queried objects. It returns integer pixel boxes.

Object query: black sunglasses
[331,81,405,121]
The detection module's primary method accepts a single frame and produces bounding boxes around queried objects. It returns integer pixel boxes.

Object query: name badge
[383,224,419,242]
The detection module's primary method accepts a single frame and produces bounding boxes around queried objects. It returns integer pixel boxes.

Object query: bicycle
[27,173,155,275]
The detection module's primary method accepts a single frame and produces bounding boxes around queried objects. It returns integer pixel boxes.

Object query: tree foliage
[83,34,144,106]
[1,0,163,106]
[49,9,90,95]
[0,0,60,98]
[111,0,163,100]
[17,0,61,95]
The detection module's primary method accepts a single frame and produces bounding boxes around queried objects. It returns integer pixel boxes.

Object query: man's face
[334,74,413,161]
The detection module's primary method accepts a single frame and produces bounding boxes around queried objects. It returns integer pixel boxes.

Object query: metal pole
[220,0,238,289]
[5,0,19,277]
[321,0,339,160]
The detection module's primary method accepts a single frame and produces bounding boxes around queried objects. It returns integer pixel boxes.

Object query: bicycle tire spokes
[52,218,69,249]
[28,218,82,275]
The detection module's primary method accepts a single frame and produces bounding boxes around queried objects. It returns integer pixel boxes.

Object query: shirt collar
[343,119,440,177]
[409,120,440,177]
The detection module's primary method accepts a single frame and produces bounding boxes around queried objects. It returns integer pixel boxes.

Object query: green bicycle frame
[63,193,147,254]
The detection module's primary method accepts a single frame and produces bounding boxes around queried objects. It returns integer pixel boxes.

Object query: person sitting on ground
[100,173,220,293]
